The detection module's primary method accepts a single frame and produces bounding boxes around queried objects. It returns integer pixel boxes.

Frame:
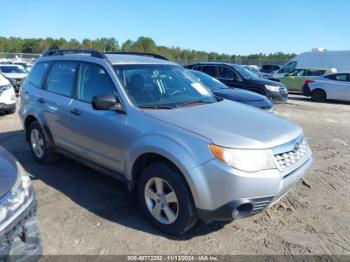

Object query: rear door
[41,61,78,150]
[68,62,129,173]
[324,74,350,100]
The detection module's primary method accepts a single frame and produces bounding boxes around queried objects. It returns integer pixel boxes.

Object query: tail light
[304,79,315,85]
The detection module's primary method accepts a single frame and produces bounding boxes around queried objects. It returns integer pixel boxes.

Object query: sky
[1,0,349,55]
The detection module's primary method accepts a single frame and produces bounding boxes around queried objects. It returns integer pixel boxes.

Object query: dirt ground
[0,95,349,256]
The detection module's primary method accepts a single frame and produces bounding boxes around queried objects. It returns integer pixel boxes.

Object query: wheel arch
[24,114,56,149]
[126,135,211,207]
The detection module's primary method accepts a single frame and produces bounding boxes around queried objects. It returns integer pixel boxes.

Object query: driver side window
[77,63,116,103]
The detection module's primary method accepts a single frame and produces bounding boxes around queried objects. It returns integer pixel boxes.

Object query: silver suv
[19,49,313,235]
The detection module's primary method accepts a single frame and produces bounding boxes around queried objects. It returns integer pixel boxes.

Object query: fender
[126,134,214,207]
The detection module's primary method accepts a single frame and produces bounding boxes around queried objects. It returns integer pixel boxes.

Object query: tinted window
[0,66,26,73]
[190,70,227,91]
[201,66,217,77]
[304,70,325,76]
[288,69,301,76]
[46,62,78,97]
[78,63,116,103]
[218,66,235,79]
[326,74,348,82]
[28,62,50,88]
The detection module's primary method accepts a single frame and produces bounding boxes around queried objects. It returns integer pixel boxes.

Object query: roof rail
[104,52,169,61]
[42,49,106,59]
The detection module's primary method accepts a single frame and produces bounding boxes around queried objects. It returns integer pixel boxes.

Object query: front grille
[274,137,308,171]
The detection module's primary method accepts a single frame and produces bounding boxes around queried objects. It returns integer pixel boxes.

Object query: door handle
[37,97,45,104]
[70,108,81,116]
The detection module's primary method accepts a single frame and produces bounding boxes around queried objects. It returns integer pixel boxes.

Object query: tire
[27,121,58,164]
[311,89,326,102]
[137,162,198,235]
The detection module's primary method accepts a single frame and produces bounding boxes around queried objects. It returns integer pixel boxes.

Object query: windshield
[243,66,263,79]
[232,64,256,79]
[190,70,228,91]
[0,65,27,74]
[113,65,216,108]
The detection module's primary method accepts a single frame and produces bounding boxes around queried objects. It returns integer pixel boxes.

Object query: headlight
[0,171,33,226]
[0,84,12,94]
[209,144,276,172]
[265,85,280,92]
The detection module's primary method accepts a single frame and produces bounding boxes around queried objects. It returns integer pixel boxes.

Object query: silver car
[19,50,313,235]
[0,147,42,257]
[303,72,350,102]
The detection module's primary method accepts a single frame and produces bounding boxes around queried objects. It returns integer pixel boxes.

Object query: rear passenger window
[201,66,217,77]
[28,62,51,88]
[77,63,116,103]
[46,62,78,97]
[327,74,348,81]
[304,70,325,76]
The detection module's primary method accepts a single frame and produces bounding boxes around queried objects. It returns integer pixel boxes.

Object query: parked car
[0,64,28,93]
[20,49,312,235]
[277,68,336,92]
[0,73,16,114]
[260,64,281,74]
[242,65,264,79]
[0,147,42,257]
[303,72,350,102]
[12,61,33,72]
[189,70,274,112]
[272,50,350,78]
[185,62,288,103]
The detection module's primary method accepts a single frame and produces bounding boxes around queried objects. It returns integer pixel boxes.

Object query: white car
[0,64,28,93]
[0,73,16,114]
[303,72,350,102]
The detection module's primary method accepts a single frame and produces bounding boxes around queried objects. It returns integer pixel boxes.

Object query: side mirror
[92,94,124,112]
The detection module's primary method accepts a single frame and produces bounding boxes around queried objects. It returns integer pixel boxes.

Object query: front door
[67,62,130,173]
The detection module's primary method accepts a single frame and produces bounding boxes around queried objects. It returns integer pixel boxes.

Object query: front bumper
[267,91,288,104]
[0,103,16,112]
[0,193,42,260]
[190,152,313,223]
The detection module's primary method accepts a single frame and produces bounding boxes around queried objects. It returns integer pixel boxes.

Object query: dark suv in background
[260,64,281,73]
[185,63,288,103]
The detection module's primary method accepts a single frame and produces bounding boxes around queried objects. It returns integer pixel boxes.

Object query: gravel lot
[0,95,349,255]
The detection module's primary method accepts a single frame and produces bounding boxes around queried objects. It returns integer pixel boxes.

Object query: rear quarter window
[28,62,51,88]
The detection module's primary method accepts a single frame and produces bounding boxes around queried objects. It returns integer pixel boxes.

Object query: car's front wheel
[28,121,58,164]
[137,162,198,235]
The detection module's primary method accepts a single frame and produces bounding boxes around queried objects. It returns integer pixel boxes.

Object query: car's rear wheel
[311,89,326,102]
[137,162,198,235]
[28,121,58,164]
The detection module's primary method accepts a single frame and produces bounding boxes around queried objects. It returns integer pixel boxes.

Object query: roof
[105,54,175,65]
[188,62,239,67]
[39,49,175,66]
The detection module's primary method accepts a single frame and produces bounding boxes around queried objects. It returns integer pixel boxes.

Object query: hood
[145,100,302,149]
[247,77,284,87]
[0,74,10,86]
[213,88,267,102]
[2,73,27,79]
[0,147,19,198]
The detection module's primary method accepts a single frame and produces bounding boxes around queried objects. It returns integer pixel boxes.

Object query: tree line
[0,36,295,64]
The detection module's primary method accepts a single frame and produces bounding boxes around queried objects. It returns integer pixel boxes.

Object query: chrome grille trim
[273,136,309,172]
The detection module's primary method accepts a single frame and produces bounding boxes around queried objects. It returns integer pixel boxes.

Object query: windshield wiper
[177,99,213,107]
[139,105,176,109]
